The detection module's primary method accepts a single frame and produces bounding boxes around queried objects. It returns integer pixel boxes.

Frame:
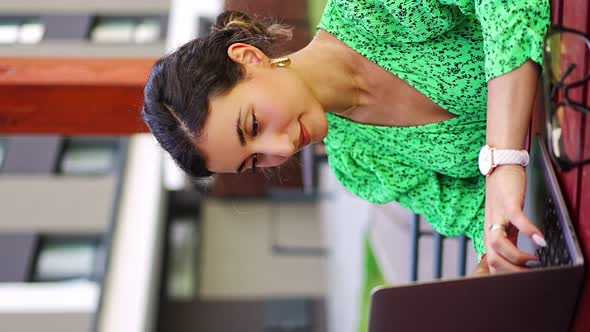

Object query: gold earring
[270,57,291,68]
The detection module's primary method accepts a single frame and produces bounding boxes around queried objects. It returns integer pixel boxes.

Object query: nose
[253,132,295,166]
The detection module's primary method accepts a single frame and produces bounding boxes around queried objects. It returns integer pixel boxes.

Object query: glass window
[0,17,44,44]
[0,18,20,44]
[166,218,198,300]
[18,18,45,44]
[134,18,161,44]
[0,137,5,169]
[90,17,161,44]
[91,17,135,43]
[32,237,101,282]
[59,138,118,175]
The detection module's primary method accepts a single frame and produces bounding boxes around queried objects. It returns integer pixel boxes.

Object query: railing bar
[410,214,420,282]
[457,235,468,277]
[433,232,444,279]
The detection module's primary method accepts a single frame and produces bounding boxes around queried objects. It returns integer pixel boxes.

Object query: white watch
[478,145,530,176]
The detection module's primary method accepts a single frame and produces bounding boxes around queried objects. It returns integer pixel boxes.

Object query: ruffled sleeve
[376,0,549,80]
[471,0,550,80]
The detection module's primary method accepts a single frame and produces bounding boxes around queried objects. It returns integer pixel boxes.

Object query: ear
[227,43,268,67]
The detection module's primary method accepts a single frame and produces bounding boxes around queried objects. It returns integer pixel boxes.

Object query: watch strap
[491,148,530,167]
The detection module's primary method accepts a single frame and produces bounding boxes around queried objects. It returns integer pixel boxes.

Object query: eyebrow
[236,108,247,173]
[236,108,246,147]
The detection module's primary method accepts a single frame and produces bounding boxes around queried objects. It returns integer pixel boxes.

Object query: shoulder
[318,0,470,44]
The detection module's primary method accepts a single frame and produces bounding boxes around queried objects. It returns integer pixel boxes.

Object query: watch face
[478,145,491,175]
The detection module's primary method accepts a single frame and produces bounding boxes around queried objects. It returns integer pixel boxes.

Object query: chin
[304,107,328,143]
[311,131,327,144]
[315,119,329,143]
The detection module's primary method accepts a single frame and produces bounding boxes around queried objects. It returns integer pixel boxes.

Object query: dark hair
[141,10,292,178]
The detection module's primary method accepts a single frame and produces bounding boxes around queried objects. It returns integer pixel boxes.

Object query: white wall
[318,163,371,332]
[97,135,166,332]
[167,0,222,51]
[0,281,98,332]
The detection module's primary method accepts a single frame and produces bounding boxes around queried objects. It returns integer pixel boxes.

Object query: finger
[487,225,537,264]
[472,255,490,277]
[509,209,547,247]
[489,233,538,265]
[505,224,519,245]
[486,251,529,274]
[484,218,509,248]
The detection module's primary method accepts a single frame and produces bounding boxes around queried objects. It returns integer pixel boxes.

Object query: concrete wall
[199,199,326,299]
[0,313,92,332]
[0,176,116,233]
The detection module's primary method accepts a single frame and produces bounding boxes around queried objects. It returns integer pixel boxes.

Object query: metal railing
[409,214,469,281]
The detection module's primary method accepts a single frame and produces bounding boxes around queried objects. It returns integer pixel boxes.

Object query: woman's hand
[483,164,544,274]
[472,255,490,277]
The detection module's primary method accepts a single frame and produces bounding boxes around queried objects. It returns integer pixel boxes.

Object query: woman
[142,0,550,274]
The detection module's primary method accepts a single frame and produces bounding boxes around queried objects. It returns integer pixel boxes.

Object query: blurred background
[0,0,479,331]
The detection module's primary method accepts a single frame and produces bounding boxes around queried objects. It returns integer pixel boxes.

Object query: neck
[287,30,363,114]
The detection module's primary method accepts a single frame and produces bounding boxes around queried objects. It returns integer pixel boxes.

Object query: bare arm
[483,60,545,273]
[486,60,539,149]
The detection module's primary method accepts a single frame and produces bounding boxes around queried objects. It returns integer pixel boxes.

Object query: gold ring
[488,223,506,232]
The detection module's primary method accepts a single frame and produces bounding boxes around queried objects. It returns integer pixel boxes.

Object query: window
[166,217,198,300]
[58,138,119,175]
[90,17,161,44]
[0,17,44,44]
[32,236,102,282]
[0,137,5,169]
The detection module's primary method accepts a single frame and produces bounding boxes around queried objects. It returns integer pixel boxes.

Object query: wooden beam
[0,57,156,135]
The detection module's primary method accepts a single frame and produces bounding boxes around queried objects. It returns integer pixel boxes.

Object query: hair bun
[211,10,292,54]
[213,10,252,30]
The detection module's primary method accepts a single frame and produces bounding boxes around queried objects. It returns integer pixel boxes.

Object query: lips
[298,121,310,150]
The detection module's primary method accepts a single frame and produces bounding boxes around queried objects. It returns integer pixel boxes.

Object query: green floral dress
[318,0,549,255]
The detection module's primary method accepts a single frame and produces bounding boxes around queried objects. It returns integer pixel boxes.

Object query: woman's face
[197,44,328,173]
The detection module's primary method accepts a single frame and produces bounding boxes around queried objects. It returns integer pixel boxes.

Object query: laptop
[368,135,585,332]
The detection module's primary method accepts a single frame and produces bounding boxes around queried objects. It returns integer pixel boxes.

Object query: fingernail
[526,260,542,268]
[532,234,547,247]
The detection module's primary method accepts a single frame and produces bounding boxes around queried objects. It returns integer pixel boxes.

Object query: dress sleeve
[378,0,466,42]
[473,0,550,81]
[327,149,487,255]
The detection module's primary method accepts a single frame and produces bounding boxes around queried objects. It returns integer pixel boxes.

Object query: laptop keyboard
[536,196,572,267]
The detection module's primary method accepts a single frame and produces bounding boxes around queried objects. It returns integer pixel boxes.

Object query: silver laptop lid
[521,135,584,267]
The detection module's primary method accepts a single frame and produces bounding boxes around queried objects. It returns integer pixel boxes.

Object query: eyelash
[251,112,259,173]
[252,112,259,136]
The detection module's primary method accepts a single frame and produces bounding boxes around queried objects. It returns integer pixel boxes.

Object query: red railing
[547,1,590,330]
